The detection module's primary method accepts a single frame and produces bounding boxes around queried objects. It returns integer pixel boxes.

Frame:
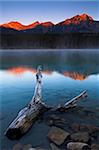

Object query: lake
[0,50,99,149]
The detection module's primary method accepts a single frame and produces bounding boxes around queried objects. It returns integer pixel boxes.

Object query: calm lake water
[0,50,99,149]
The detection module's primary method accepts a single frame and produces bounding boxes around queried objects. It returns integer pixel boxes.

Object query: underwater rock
[47,126,70,145]
[67,142,90,150]
[71,132,90,143]
[23,144,32,150]
[79,124,99,134]
[45,114,67,128]
[50,143,60,150]
[13,143,23,150]
[29,148,36,150]
[28,147,46,150]
[91,144,99,150]
[70,123,99,134]
[46,118,54,126]
[70,123,80,132]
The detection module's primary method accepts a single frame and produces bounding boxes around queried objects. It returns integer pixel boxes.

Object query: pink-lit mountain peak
[41,22,54,27]
[80,14,93,20]
[0,14,94,30]
[72,14,93,20]
[0,21,40,30]
[0,21,54,30]
[1,21,24,30]
[61,13,94,25]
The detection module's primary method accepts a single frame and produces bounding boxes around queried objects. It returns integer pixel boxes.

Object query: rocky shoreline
[4,106,99,150]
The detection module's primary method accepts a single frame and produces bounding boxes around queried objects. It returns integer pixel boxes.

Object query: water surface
[0,50,99,149]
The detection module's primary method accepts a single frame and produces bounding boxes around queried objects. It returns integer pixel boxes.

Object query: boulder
[46,116,67,128]
[13,143,23,150]
[29,149,36,150]
[46,119,54,126]
[49,115,60,120]
[50,143,60,150]
[67,142,90,150]
[80,124,99,134]
[29,148,45,150]
[71,123,99,134]
[36,148,46,150]
[23,144,32,150]
[71,132,90,143]
[91,144,99,150]
[70,123,80,132]
[48,115,66,123]
[47,126,70,145]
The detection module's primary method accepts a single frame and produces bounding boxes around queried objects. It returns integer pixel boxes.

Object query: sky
[0,1,99,25]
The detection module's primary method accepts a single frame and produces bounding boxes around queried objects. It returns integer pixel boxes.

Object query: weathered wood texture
[5,66,49,140]
[57,91,88,111]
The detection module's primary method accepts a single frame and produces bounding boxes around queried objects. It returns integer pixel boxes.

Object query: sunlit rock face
[0,21,54,31]
[0,13,97,33]
[57,14,93,26]
[0,21,40,30]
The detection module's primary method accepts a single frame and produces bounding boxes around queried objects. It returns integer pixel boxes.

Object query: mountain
[53,14,99,33]
[0,14,97,33]
[0,14,99,49]
[0,21,40,30]
[1,13,98,33]
[0,21,54,31]
[57,14,93,26]
[40,22,54,27]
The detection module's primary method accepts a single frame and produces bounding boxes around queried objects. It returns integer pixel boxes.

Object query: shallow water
[0,50,99,149]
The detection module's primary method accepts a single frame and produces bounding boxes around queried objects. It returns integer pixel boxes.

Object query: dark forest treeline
[0,33,99,49]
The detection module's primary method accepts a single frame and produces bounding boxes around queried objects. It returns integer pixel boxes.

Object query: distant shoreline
[0,49,99,51]
[0,33,99,49]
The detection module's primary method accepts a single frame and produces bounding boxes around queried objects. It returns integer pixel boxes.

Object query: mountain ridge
[57,14,93,26]
[1,13,99,49]
[0,14,96,31]
[0,21,40,30]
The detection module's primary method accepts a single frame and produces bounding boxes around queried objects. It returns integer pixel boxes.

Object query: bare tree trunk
[5,66,49,140]
[57,91,88,111]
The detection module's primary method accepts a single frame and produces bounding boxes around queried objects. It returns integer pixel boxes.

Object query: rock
[35,148,46,150]
[70,123,80,132]
[67,142,90,150]
[80,124,99,134]
[71,123,99,134]
[71,132,90,143]
[91,144,99,150]
[50,143,60,150]
[29,148,36,150]
[13,143,23,150]
[90,131,98,139]
[46,119,54,126]
[29,148,44,150]
[47,126,70,145]
[23,144,32,150]
[29,147,46,150]
[49,115,61,120]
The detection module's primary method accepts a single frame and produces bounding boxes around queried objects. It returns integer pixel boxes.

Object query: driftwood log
[5,66,88,140]
[57,90,88,112]
[5,66,50,140]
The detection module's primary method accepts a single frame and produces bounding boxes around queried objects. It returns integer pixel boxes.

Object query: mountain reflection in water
[7,67,87,80]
